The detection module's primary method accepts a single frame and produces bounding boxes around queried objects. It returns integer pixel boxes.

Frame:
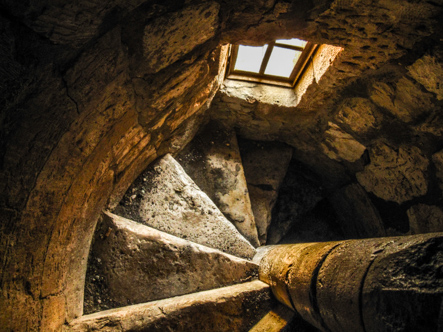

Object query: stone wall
[211,0,443,240]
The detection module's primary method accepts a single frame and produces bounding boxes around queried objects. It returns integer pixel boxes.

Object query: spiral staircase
[69,121,319,331]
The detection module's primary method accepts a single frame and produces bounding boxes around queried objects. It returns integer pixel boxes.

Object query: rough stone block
[336,97,380,134]
[84,212,258,313]
[321,122,366,162]
[113,154,256,259]
[356,142,429,203]
[408,52,443,101]
[142,2,219,73]
[369,77,434,123]
[177,122,260,247]
[69,281,275,332]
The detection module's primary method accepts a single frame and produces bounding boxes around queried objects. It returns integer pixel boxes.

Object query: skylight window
[226,38,317,88]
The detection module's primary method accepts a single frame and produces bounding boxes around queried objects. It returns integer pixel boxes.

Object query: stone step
[266,158,323,245]
[249,304,295,332]
[238,139,293,245]
[177,121,260,247]
[248,304,319,332]
[84,211,259,314]
[113,153,256,259]
[69,281,276,332]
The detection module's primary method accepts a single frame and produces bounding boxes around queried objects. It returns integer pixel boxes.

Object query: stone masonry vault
[0,0,443,331]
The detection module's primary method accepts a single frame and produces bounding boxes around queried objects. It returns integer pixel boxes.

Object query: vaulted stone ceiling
[0,0,442,330]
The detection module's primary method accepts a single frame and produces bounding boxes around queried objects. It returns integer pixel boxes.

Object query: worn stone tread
[69,281,274,332]
[178,122,260,247]
[114,153,256,259]
[249,304,295,332]
[84,211,258,313]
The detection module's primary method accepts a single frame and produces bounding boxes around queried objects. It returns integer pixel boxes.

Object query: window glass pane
[264,47,302,78]
[276,38,307,48]
[234,45,268,73]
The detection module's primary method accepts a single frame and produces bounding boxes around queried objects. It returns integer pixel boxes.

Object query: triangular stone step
[249,304,295,332]
[249,303,321,332]
[71,281,276,332]
[238,139,293,245]
[84,212,258,314]
[113,154,256,259]
[177,121,260,247]
[266,158,323,245]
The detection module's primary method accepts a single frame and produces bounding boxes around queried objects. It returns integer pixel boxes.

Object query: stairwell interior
[1,0,443,331]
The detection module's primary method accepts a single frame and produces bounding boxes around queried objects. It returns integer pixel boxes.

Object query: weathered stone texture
[14,0,145,48]
[356,143,429,203]
[336,97,380,134]
[369,77,434,123]
[407,204,443,235]
[85,212,258,313]
[362,234,443,332]
[408,51,443,101]
[1,0,443,330]
[260,233,443,332]
[249,304,296,332]
[114,154,256,259]
[142,2,220,73]
[178,122,260,247]
[259,242,341,331]
[69,281,276,332]
[321,122,366,162]
[294,44,343,105]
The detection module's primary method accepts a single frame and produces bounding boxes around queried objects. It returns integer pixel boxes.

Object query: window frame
[226,40,318,88]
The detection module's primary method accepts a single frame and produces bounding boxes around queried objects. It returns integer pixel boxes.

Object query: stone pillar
[258,233,443,332]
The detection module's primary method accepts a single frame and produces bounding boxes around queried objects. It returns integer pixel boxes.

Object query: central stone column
[258,233,443,332]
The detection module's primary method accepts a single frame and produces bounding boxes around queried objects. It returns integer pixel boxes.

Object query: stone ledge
[68,280,274,332]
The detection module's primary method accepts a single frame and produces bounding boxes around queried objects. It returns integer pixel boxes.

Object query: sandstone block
[408,52,443,101]
[142,2,219,73]
[178,122,260,247]
[70,281,275,332]
[113,154,256,259]
[84,212,258,313]
[356,142,429,203]
[321,122,366,162]
[369,77,433,123]
[336,97,379,134]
